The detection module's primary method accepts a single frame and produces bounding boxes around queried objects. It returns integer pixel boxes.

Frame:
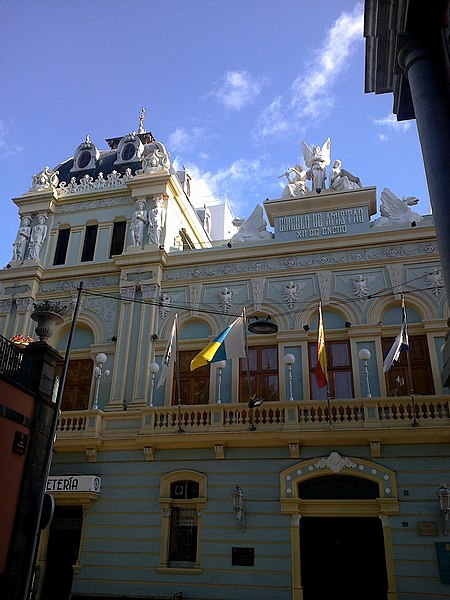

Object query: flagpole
[320,302,333,430]
[243,308,253,400]
[174,314,184,433]
[402,295,419,427]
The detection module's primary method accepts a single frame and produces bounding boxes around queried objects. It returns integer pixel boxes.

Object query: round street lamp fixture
[247,315,278,334]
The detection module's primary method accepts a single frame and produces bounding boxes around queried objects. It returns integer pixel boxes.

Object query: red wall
[0,380,35,573]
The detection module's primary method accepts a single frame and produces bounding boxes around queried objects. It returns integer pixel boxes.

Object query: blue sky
[0,1,430,267]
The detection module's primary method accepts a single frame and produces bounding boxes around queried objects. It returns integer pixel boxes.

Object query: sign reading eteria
[46,475,101,494]
[276,206,369,239]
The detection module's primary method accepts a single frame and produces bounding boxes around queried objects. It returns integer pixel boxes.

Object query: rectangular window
[81,224,98,262]
[173,350,210,405]
[309,340,354,399]
[382,335,434,396]
[53,228,70,265]
[61,359,93,411]
[168,506,198,565]
[109,221,126,257]
[239,346,279,403]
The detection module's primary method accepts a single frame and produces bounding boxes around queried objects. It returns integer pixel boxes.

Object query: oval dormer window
[121,143,136,161]
[78,150,92,169]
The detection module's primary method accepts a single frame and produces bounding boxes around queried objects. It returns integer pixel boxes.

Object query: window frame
[172,350,210,405]
[81,224,98,262]
[308,339,354,400]
[53,228,70,265]
[382,334,435,396]
[158,470,206,573]
[109,220,127,257]
[239,345,279,403]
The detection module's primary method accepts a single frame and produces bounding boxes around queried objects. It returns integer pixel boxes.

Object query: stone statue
[372,188,423,227]
[148,196,165,245]
[129,199,148,246]
[230,204,273,244]
[329,160,362,191]
[159,293,172,318]
[302,138,331,193]
[27,214,48,260]
[280,165,308,198]
[12,216,31,261]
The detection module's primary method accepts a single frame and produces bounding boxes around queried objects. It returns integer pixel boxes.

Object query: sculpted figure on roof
[372,188,423,227]
[230,204,273,244]
[280,164,308,198]
[329,159,362,191]
[302,138,331,193]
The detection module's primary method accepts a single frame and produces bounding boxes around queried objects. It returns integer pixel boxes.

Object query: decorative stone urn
[31,300,67,342]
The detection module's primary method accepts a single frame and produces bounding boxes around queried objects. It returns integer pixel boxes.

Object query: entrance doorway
[300,516,388,600]
[39,506,83,600]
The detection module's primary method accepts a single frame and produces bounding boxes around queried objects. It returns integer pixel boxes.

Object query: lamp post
[437,484,450,535]
[284,353,295,401]
[248,397,263,431]
[216,360,226,404]
[149,362,159,407]
[92,352,110,410]
[358,348,372,398]
[231,484,245,531]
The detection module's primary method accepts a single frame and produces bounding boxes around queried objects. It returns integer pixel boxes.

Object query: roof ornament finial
[85,134,90,144]
[138,107,146,134]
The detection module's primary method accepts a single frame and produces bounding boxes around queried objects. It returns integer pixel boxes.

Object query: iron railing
[0,334,39,393]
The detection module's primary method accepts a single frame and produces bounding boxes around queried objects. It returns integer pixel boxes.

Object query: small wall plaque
[232,547,255,566]
[12,431,28,456]
[417,521,438,536]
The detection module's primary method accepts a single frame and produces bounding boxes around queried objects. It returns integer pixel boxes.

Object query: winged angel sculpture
[230,204,273,244]
[371,188,423,227]
[302,137,331,193]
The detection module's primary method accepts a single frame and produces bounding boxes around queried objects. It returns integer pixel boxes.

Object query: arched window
[158,471,206,572]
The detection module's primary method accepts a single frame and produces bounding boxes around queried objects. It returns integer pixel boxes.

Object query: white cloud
[373,113,411,131]
[290,4,363,120]
[0,120,23,158]
[211,70,264,110]
[253,96,289,138]
[254,4,364,138]
[168,126,205,152]
[183,157,275,216]
[376,133,389,142]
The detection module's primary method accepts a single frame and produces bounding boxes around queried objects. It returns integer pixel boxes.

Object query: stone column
[105,285,135,411]
[398,32,450,384]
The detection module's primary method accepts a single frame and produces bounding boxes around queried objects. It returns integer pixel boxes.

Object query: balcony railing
[0,334,39,393]
[55,395,450,439]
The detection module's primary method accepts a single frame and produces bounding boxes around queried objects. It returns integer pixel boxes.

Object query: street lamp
[149,362,160,407]
[437,484,450,535]
[231,484,245,531]
[92,352,110,410]
[284,353,295,401]
[358,348,372,398]
[216,360,226,404]
[248,397,263,431]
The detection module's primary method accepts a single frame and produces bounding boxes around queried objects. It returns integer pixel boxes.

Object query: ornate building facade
[1,122,449,600]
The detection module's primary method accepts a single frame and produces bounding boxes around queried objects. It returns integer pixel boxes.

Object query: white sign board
[46,475,101,494]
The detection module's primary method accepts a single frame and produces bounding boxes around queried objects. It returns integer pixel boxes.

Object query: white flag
[156,316,177,388]
[383,300,409,373]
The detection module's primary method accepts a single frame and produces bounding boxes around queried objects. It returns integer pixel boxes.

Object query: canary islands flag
[315,304,328,389]
[190,315,246,371]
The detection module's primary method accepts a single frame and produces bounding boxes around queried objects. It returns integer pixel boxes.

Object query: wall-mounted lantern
[437,484,450,535]
[231,484,245,531]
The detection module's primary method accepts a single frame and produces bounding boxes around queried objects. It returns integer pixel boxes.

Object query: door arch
[280,452,399,600]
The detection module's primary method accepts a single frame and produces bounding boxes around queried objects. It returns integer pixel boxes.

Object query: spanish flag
[315,303,328,389]
[190,315,246,371]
